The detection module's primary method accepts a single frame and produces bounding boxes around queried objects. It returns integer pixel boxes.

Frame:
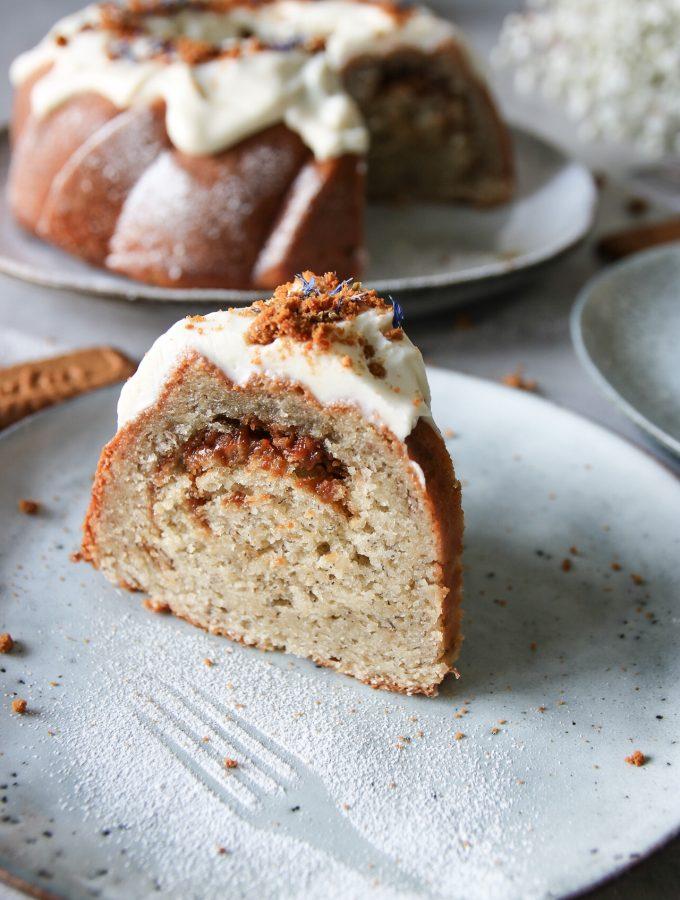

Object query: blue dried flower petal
[296,273,317,296]
[270,38,303,52]
[389,295,405,329]
[329,277,352,296]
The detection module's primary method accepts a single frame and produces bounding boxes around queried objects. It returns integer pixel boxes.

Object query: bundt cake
[9,0,514,291]
[80,272,464,695]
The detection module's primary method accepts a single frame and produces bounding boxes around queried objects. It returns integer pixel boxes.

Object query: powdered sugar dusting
[30,602,530,898]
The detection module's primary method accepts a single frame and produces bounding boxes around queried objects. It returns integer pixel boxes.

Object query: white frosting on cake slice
[117,291,431,442]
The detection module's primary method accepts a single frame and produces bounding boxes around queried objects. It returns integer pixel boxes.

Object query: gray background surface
[0,2,678,897]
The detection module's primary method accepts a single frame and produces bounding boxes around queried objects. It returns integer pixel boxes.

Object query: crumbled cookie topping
[246,271,397,346]
[101,0,413,24]
[96,2,335,61]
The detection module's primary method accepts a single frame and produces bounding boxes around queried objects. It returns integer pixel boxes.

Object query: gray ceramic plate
[2,370,679,900]
[572,244,680,457]
[0,125,596,312]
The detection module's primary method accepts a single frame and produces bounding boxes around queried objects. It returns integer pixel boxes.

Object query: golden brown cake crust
[406,419,464,665]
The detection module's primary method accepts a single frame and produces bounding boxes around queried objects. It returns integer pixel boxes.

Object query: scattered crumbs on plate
[626,196,650,217]
[443,427,457,439]
[452,312,475,331]
[0,632,14,653]
[530,642,537,652]
[501,366,537,392]
[625,751,647,767]
[490,727,500,735]
[11,698,28,714]
[18,498,40,515]
[561,559,572,572]
[203,658,214,667]
[630,573,645,586]
[223,757,239,769]
[454,732,465,741]
[611,562,622,571]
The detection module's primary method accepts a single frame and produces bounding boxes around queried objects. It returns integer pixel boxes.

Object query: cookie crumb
[12,698,27,714]
[626,196,649,217]
[561,558,572,572]
[630,573,645,586]
[501,367,537,392]
[625,750,646,767]
[203,658,214,667]
[454,731,465,741]
[453,312,474,331]
[530,641,537,652]
[490,727,500,735]
[0,633,14,654]
[443,427,456,438]
[224,757,238,769]
[18,499,40,515]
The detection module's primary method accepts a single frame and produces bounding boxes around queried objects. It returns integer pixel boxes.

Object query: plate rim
[570,243,680,458]
[2,369,679,900]
[0,121,597,305]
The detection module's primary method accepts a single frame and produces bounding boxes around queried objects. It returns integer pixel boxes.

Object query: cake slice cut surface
[81,273,463,695]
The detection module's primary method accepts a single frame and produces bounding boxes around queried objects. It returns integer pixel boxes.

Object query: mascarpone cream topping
[117,304,432,442]
[10,1,458,160]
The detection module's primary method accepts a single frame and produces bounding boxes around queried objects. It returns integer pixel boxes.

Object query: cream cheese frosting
[10,1,458,160]
[117,304,432,442]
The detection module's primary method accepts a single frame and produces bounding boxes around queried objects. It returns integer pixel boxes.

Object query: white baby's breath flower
[493,0,680,157]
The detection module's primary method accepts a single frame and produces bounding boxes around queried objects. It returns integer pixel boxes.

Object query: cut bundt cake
[80,273,464,695]
[9,0,514,290]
